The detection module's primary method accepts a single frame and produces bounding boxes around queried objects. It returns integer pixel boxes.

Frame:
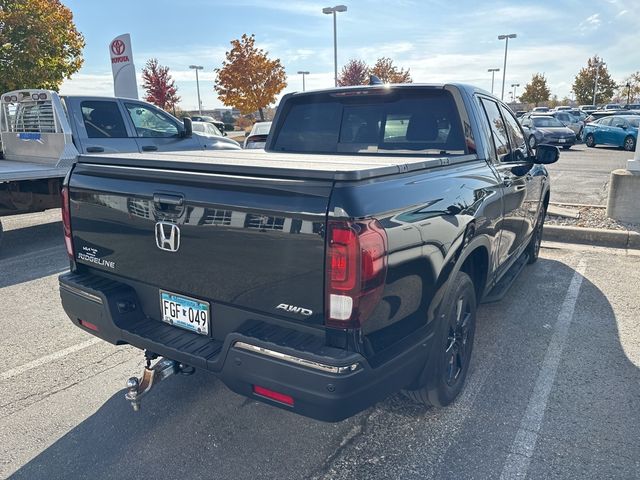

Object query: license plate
[160,290,210,335]
[558,139,566,143]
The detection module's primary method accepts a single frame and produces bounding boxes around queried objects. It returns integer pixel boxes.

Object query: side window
[521,118,531,128]
[125,103,179,138]
[81,101,128,138]
[599,117,612,126]
[480,98,510,162]
[500,105,528,161]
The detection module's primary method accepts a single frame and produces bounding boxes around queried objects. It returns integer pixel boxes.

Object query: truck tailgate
[68,162,331,328]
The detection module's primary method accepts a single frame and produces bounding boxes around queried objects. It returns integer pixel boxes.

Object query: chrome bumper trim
[234,341,359,374]
[60,283,103,304]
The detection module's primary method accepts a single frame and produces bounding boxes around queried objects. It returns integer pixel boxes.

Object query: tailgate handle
[153,193,184,206]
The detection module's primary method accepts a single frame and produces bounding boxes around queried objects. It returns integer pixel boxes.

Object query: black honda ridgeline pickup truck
[59,84,558,421]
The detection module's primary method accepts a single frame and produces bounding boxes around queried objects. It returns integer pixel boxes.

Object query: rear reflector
[78,319,99,331]
[253,385,294,406]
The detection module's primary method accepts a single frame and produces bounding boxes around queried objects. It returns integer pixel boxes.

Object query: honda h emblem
[155,222,180,252]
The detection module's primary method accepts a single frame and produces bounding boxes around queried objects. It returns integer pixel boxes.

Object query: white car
[192,121,241,148]
[244,121,272,149]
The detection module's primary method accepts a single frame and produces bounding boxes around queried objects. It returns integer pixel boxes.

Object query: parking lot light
[297,71,310,92]
[323,5,348,87]
[189,65,204,114]
[498,33,517,101]
[488,68,500,94]
[511,83,520,102]
[592,60,605,107]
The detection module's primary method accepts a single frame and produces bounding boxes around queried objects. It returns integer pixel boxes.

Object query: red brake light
[61,186,74,260]
[326,219,388,329]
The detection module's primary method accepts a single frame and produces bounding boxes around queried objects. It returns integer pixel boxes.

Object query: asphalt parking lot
[1,207,639,480]
[546,143,630,205]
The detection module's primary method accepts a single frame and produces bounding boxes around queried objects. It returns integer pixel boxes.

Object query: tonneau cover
[79,150,476,181]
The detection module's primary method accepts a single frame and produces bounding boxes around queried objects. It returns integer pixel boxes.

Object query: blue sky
[60,0,639,109]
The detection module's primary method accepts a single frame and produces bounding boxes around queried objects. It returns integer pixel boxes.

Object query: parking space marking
[0,338,100,381]
[0,245,65,267]
[499,257,588,480]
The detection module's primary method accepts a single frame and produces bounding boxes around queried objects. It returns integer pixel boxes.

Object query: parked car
[624,103,640,110]
[583,115,639,151]
[568,109,588,121]
[515,110,527,118]
[532,106,550,113]
[520,115,577,149]
[192,121,241,148]
[58,83,558,422]
[603,103,623,111]
[243,121,272,149]
[584,109,640,123]
[579,105,598,114]
[549,111,584,139]
[191,115,227,135]
[554,106,572,111]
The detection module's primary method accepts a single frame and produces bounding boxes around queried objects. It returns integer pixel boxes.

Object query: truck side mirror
[181,117,193,138]
[533,144,559,164]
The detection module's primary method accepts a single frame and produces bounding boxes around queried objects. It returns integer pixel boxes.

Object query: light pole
[322,5,347,87]
[488,68,500,94]
[626,82,631,106]
[511,83,520,102]
[498,33,517,101]
[189,65,204,114]
[297,71,310,92]
[592,60,605,107]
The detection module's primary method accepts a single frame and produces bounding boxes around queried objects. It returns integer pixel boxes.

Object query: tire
[528,135,537,149]
[577,127,583,141]
[562,145,571,150]
[0,220,3,249]
[526,204,546,264]
[403,271,477,407]
[585,133,596,147]
[623,135,636,152]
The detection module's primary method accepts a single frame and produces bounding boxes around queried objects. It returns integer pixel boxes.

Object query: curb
[548,201,605,209]
[543,225,640,250]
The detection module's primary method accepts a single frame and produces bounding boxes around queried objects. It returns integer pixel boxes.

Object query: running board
[481,253,529,304]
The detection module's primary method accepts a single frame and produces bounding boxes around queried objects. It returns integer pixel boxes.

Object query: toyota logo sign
[110,39,126,56]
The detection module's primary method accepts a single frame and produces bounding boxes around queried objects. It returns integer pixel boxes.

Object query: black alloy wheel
[585,133,596,147]
[528,135,537,149]
[526,205,546,264]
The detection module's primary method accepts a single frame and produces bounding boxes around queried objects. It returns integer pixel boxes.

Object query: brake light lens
[61,186,74,261]
[326,219,388,329]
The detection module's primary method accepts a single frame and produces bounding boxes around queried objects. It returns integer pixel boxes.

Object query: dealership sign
[109,34,138,99]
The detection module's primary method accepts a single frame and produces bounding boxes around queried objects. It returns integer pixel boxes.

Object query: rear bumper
[59,272,431,422]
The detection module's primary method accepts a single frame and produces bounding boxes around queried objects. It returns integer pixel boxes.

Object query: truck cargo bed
[81,150,476,181]
[0,159,69,182]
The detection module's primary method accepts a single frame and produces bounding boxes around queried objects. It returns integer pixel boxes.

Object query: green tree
[215,34,287,121]
[0,0,85,93]
[617,71,640,105]
[572,56,617,105]
[519,73,551,107]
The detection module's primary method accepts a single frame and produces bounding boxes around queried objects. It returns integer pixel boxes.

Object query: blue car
[583,115,639,151]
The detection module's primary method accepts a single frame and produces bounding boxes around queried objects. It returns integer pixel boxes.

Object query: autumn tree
[370,57,412,83]
[141,59,180,111]
[0,0,85,93]
[215,34,286,120]
[337,59,369,86]
[617,71,640,104]
[572,56,617,105]
[519,73,551,107]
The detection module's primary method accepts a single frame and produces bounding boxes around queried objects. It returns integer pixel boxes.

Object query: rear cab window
[81,101,128,138]
[271,88,475,156]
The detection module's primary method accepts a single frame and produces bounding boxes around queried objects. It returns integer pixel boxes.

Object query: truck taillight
[326,219,388,329]
[61,186,74,260]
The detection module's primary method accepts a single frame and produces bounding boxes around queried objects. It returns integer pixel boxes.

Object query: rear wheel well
[460,247,489,302]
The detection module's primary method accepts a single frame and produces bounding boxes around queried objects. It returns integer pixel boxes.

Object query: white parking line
[0,338,101,381]
[0,245,65,268]
[499,257,588,480]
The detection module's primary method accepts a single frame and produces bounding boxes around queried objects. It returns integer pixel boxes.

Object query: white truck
[0,89,240,245]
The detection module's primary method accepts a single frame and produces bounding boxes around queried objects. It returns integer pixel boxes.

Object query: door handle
[142,145,158,152]
[85,146,104,153]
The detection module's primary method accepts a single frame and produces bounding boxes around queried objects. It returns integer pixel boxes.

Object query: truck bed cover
[0,159,70,182]
[80,150,476,181]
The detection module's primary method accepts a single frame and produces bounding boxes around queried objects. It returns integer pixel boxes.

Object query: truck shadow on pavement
[0,221,68,288]
[8,258,640,480]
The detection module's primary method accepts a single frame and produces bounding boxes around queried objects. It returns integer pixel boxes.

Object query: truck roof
[80,150,476,181]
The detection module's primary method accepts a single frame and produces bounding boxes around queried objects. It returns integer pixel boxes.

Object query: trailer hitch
[125,357,193,411]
